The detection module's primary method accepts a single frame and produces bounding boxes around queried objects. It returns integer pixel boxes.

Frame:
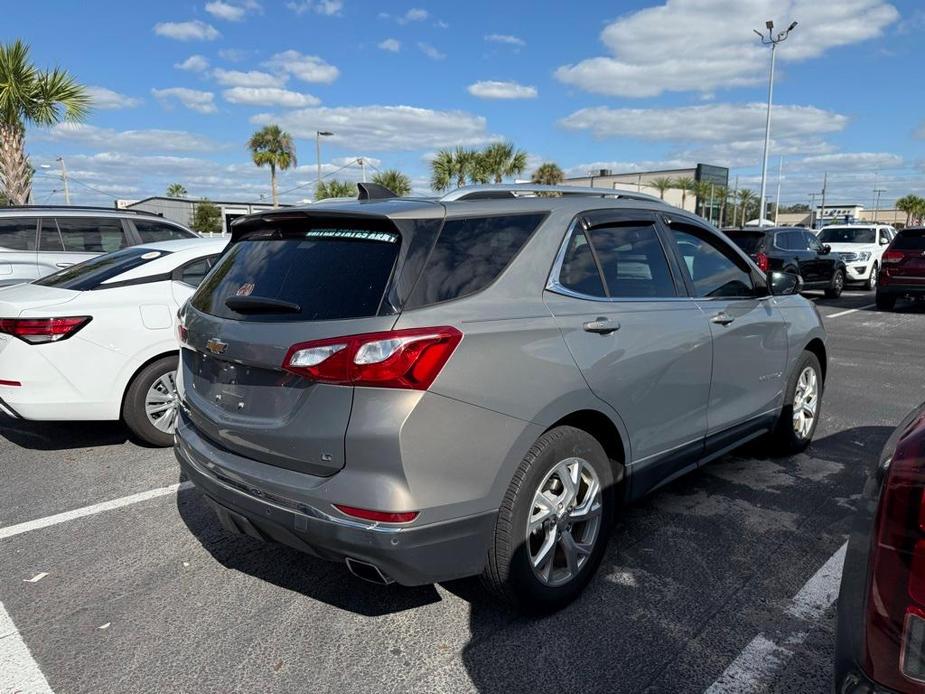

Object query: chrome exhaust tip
[345,557,394,585]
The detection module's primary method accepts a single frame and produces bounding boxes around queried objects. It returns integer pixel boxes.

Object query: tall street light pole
[315,130,333,198]
[755,19,797,226]
[56,156,70,205]
[873,188,885,222]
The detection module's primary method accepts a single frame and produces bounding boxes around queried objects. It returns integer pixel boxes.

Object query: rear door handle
[711,312,735,326]
[583,317,620,335]
[55,262,73,268]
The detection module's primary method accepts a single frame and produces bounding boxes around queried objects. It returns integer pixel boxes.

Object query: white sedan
[0,237,226,446]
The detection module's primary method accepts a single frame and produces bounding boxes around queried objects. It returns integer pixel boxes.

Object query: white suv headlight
[857,251,871,262]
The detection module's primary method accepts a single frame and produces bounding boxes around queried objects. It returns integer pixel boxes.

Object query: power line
[275,158,365,198]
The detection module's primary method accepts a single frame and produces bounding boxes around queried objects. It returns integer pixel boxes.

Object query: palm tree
[166,183,187,198]
[478,142,528,184]
[247,124,296,207]
[530,162,565,187]
[371,169,412,196]
[896,194,924,227]
[315,179,357,200]
[0,40,90,205]
[431,146,479,192]
[675,177,695,211]
[737,188,757,223]
[650,176,675,200]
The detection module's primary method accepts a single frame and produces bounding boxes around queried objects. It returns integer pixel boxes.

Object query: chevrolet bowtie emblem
[206,338,228,355]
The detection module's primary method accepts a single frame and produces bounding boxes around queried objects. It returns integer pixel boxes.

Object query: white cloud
[212,68,286,87]
[790,152,904,172]
[37,123,219,153]
[378,38,401,52]
[175,55,210,72]
[467,80,537,100]
[398,8,428,24]
[151,87,217,114]
[223,87,320,108]
[250,104,495,151]
[915,123,925,139]
[86,86,141,110]
[418,42,445,60]
[218,48,256,62]
[554,0,900,97]
[264,50,340,84]
[484,34,525,47]
[564,160,692,178]
[205,1,245,21]
[153,20,220,41]
[560,103,847,142]
[287,0,342,15]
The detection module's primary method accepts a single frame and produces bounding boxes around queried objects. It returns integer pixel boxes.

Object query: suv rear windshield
[818,227,875,244]
[724,230,765,254]
[892,229,925,251]
[191,227,401,321]
[34,247,171,291]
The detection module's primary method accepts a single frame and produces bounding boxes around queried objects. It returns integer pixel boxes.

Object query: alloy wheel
[145,371,179,433]
[792,366,819,440]
[526,457,602,587]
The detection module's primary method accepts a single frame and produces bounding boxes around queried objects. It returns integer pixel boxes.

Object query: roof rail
[439,183,664,203]
[5,204,159,215]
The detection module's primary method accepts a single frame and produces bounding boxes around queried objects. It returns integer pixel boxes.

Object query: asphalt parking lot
[2,289,923,694]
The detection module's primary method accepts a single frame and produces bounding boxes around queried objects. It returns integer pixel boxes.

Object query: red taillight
[754,251,770,273]
[282,326,463,390]
[0,316,91,344]
[333,504,419,524]
[865,424,925,689]
[883,250,907,264]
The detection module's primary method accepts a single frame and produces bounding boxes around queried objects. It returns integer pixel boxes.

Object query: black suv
[725,227,847,298]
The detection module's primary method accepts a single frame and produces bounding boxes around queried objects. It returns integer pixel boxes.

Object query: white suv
[817,225,895,290]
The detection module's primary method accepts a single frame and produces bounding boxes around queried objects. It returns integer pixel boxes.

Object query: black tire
[876,291,896,311]
[864,262,878,291]
[768,351,823,456]
[482,426,615,614]
[122,355,179,447]
[825,269,845,298]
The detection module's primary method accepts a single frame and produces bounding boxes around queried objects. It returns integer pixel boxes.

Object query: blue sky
[11,0,925,208]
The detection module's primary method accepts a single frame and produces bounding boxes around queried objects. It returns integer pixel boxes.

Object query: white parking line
[827,303,876,319]
[0,599,54,693]
[705,541,848,693]
[0,481,193,541]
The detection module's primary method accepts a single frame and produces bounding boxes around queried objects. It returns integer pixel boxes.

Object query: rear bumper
[175,416,497,586]
[877,283,925,296]
[834,663,898,694]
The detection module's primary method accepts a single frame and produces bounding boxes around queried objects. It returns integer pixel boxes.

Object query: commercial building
[775,205,909,229]
[119,197,281,235]
[563,164,730,220]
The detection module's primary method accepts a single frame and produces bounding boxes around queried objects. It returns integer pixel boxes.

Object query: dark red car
[836,402,925,692]
[877,227,925,310]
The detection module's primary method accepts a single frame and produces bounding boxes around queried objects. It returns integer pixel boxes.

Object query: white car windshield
[818,227,876,244]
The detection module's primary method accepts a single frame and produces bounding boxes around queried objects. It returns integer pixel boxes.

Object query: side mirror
[880,237,889,246]
[820,244,831,255]
[768,271,803,296]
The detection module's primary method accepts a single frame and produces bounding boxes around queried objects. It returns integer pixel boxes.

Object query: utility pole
[708,184,715,224]
[809,192,818,228]
[873,188,885,222]
[57,157,70,205]
[732,175,739,227]
[358,157,367,183]
[755,19,798,226]
[774,156,783,225]
[819,172,828,230]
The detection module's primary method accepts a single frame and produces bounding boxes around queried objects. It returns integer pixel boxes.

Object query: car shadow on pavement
[0,414,129,450]
[176,484,443,617]
[449,425,891,694]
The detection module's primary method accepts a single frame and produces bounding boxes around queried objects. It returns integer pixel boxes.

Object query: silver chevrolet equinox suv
[176,183,827,612]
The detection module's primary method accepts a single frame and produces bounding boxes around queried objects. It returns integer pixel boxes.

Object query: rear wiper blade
[224,295,301,314]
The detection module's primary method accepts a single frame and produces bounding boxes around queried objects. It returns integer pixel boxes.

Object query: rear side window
[725,231,765,254]
[588,224,676,298]
[191,228,401,321]
[40,218,127,253]
[135,219,194,242]
[893,230,925,250]
[405,213,545,308]
[0,218,37,250]
[559,228,606,297]
[34,247,171,291]
[176,256,217,287]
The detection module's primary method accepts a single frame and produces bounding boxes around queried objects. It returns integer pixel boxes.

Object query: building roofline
[126,196,287,207]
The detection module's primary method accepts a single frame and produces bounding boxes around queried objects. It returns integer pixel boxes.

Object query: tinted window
[804,232,824,253]
[0,218,38,250]
[41,218,127,253]
[893,230,925,251]
[34,247,171,291]
[135,219,194,243]
[558,228,605,297]
[725,230,765,254]
[177,256,217,287]
[672,227,755,298]
[589,224,675,298]
[818,227,876,244]
[405,213,544,308]
[191,228,401,321]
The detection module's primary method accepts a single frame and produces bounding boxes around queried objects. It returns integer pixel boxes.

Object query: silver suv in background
[0,206,198,287]
[175,183,828,612]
